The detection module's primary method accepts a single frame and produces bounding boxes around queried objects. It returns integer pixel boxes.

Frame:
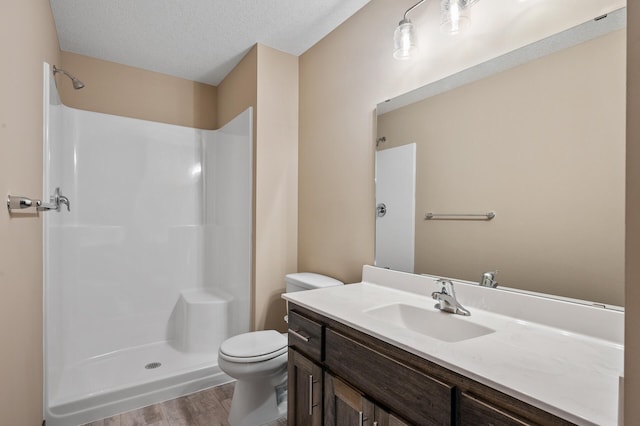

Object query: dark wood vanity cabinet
[325,328,453,424]
[324,372,410,426]
[287,304,575,426]
[288,348,323,426]
[287,309,325,425]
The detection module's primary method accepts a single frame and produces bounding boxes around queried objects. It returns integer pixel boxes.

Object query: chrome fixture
[37,187,70,212]
[479,271,498,288]
[7,187,70,213]
[425,211,495,220]
[7,195,36,210]
[51,188,71,212]
[393,0,481,60]
[52,65,85,90]
[432,279,470,316]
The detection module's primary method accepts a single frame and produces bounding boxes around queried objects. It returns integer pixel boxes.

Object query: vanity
[283,266,624,425]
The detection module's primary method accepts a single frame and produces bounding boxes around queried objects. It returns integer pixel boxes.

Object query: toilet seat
[219,330,287,363]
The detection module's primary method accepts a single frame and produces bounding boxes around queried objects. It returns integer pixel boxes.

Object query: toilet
[218,272,344,426]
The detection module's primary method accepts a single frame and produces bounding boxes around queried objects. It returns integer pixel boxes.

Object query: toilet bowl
[219,330,288,426]
[218,272,343,426]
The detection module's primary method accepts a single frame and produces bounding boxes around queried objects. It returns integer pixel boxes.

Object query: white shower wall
[44,73,252,423]
[49,109,205,364]
[203,115,253,337]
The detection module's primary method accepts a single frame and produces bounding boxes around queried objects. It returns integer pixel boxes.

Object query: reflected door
[375,143,416,273]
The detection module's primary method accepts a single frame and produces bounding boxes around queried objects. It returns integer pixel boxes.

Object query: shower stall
[42,65,253,425]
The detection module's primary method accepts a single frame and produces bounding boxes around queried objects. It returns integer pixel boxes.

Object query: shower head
[52,65,85,90]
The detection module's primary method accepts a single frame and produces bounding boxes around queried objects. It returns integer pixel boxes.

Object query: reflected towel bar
[425,212,495,221]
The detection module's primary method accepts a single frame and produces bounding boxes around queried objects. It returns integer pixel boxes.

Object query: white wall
[203,109,253,337]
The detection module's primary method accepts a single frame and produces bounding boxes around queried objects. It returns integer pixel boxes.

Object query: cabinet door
[324,373,374,426]
[372,405,411,426]
[288,349,323,426]
[324,373,411,426]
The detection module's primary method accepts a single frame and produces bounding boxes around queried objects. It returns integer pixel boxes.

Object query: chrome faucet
[432,279,470,316]
[479,271,498,288]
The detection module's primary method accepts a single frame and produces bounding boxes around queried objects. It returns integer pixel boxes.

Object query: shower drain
[145,362,162,370]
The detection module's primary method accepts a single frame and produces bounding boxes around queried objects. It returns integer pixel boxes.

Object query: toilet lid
[219,330,287,362]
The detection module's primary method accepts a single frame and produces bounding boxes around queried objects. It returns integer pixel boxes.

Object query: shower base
[46,341,231,426]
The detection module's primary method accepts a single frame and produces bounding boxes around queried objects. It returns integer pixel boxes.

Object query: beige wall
[0,1,60,424]
[217,46,259,328]
[378,30,625,305]
[217,46,257,129]
[298,5,380,284]
[60,51,217,129]
[255,46,299,331]
[218,45,298,331]
[626,1,640,422]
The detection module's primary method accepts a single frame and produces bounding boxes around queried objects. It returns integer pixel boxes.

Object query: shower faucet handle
[58,193,71,212]
[37,187,70,212]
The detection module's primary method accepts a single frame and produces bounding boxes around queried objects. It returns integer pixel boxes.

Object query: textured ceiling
[49,0,371,85]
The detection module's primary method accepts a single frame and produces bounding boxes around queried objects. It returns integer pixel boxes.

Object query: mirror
[375,9,626,307]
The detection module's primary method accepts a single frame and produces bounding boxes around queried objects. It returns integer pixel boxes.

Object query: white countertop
[282,266,624,426]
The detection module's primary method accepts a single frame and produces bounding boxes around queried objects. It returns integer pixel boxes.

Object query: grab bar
[425,212,495,221]
[7,187,70,213]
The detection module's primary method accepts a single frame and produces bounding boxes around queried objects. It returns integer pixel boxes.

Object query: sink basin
[364,303,495,342]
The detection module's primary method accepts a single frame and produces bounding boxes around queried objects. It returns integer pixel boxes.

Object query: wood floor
[83,382,287,426]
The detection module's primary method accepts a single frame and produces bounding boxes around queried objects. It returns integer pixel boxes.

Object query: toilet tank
[285,272,344,292]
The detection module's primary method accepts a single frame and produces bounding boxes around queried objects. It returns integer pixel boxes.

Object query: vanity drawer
[459,392,531,426]
[458,391,574,426]
[288,310,324,362]
[325,328,454,425]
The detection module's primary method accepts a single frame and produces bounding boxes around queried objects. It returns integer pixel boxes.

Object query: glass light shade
[393,20,417,60]
[440,0,471,34]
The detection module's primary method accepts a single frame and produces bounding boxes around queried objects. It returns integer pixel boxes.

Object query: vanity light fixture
[440,0,480,34]
[394,0,481,60]
[393,0,426,60]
